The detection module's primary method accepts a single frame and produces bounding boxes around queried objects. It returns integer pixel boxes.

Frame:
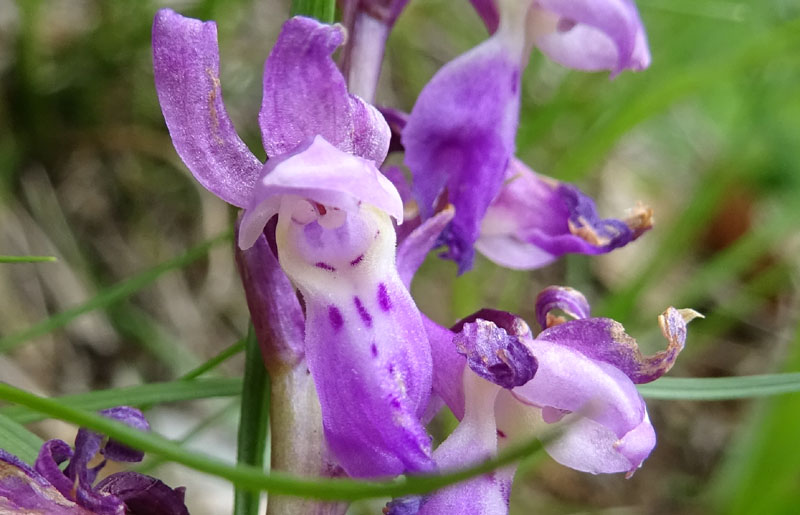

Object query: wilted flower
[387,287,699,513]
[153,10,433,478]
[402,0,652,272]
[0,407,188,515]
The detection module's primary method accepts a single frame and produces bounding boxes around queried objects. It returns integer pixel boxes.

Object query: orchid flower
[0,407,188,515]
[402,0,652,272]
[387,287,699,514]
[153,10,433,478]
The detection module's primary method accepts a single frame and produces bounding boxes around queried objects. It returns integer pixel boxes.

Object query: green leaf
[181,338,246,381]
[234,328,271,515]
[0,412,43,464]
[0,255,56,263]
[0,231,231,354]
[638,373,800,400]
[0,382,546,501]
[290,0,335,23]
[0,378,242,424]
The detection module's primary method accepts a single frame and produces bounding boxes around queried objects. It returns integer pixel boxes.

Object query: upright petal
[259,17,390,164]
[396,206,454,288]
[537,307,701,384]
[532,0,651,75]
[402,2,529,273]
[153,9,262,208]
[476,159,652,270]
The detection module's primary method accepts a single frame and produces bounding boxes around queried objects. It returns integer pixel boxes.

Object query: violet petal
[1,449,90,514]
[259,16,390,164]
[405,373,513,515]
[34,440,74,499]
[396,205,454,289]
[454,318,537,389]
[512,338,654,474]
[99,406,150,463]
[533,0,651,75]
[238,136,403,250]
[402,29,521,273]
[476,159,652,269]
[535,285,591,330]
[424,314,466,420]
[537,307,701,384]
[153,9,262,208]
[235,216,306,369]
[96,471,189,515]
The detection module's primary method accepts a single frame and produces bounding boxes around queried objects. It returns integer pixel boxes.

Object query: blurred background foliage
[0,0,798,513]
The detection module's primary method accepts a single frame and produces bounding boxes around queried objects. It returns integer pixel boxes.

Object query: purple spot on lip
[315,262,336,272]
[350,254,364,266]
[353,296,373,327]
[377,283,392,311]
[497,429,507,439]
[370,343,378,357]
[328,306,343,331]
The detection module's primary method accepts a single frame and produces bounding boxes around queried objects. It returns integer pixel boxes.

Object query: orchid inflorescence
[0,1,699,514]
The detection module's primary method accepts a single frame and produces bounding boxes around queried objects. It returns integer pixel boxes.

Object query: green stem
[0,255,57,263]
[234,328,271,515]
[290,0,335,23]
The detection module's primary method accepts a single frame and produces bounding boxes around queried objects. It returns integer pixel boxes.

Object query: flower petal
[259,16,390,164]
[152,8,262,208]
[477,159,652,269]
[238,136,402,250]
[534,285,591,330]
[95,471,189,515]
[396,205,454,288]
[537,307,700,384]
[98,407,150,463]
[453,317,537,389]
[424,315,466,420]
[235,216,306,368]
[402,27,522,273]
[388,372,513,515]
[533,0,651,75]
[1,449,90,514]
[512,338,653,474]
[276,202,433,477]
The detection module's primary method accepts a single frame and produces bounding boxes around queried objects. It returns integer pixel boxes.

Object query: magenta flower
[402,0,652,272]
[153,10,433,477]
[387,287,699,514]
[0,407,188,515]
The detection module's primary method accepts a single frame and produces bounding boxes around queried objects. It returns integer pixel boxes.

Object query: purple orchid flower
[0,407,188,515]
[402,0,652,272]
[387,287,699,514]
[153,10,434,478]
[476,158,653,269]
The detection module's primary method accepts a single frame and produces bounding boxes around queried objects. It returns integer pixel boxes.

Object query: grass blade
[0,381,546,501]
[233,328,270,515]
[0,378,242,424]
[0,255,57,263]
[0,231,231,354]
[638,373,800,400]
[0,412,43,464]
